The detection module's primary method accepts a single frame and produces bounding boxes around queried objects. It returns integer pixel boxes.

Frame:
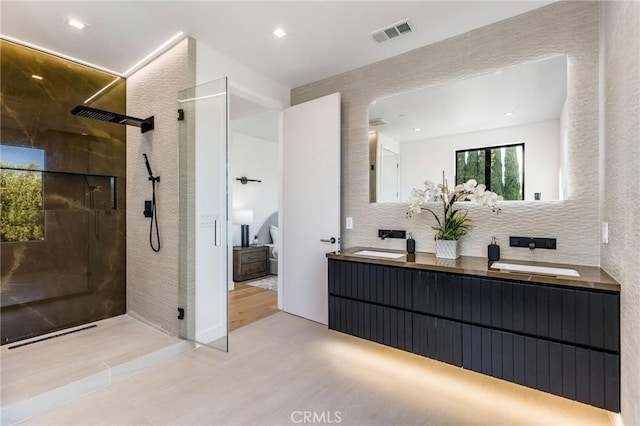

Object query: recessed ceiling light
[31,74,43,80]
[504,111,514,117]
[65,17,87,30]
[414,127,421,131]
[273,28,287,38]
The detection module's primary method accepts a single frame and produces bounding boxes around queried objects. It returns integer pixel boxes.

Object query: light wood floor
[229,281,278,331]
[21,312,618,426]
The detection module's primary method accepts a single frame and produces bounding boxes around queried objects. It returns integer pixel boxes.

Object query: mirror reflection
[369,55,567,203]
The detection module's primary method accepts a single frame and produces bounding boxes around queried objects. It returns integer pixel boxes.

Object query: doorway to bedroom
[228,88,281,331]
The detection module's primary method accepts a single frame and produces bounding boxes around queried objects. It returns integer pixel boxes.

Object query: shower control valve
[143,200,153,218]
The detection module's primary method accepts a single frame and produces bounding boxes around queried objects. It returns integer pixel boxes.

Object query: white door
[282,92,341,325]
[380,148,399,202]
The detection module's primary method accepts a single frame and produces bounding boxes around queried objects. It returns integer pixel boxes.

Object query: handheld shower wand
[143,153,161,252]
[143,153,159,182]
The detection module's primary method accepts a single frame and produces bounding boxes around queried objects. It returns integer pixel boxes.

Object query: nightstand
[233,246,269,282]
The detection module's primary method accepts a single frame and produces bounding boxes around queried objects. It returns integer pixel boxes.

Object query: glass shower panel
[178,77,229,351]
[0,168,121,342]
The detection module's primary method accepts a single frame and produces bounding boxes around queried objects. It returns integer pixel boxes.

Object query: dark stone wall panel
[0,40,126,344]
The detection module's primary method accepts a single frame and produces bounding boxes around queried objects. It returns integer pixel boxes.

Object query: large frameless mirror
[369,54,568,203]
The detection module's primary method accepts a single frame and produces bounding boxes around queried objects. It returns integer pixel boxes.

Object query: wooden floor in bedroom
[229,282,279,331]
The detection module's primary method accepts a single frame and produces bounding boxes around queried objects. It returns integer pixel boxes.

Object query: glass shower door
[177,78,229,351]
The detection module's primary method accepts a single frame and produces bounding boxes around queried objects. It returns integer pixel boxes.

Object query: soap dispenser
[406,233,416,262]
[406,233,415,254]
[488,237,500,261]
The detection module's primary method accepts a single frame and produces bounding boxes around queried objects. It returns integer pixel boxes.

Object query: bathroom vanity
[327,248,620,412]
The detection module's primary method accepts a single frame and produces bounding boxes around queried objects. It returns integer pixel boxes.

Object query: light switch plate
[602,222,609,244]
[346,217,353,229]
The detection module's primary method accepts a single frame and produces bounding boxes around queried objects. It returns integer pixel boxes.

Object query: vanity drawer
[459,276,620,353]
[461,324,619,412]
[328,260,414,310]
[329,295,412,352]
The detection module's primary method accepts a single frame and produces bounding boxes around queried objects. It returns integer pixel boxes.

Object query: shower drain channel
[7,324,97,350]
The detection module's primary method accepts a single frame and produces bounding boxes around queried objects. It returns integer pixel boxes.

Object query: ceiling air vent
[370,20,413,44]
[369,117,388,127]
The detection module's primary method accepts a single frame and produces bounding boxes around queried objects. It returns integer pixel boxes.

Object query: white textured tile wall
[292,2,601,266]
[126,38,196,335]
[601,1,640,423]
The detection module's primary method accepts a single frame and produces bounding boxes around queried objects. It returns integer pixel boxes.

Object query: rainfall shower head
[71,105,154,133]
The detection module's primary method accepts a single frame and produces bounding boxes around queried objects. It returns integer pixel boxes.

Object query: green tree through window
[490,149,504,196]
[456,143,524,200]
[503,146,522,200]
[0,145,45,242]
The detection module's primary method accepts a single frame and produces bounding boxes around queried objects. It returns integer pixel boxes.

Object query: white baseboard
[195,323,226,344]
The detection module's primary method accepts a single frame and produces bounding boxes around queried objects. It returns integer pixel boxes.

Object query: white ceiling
[369,54,568,142]
[230,93,280,142]
[1,1,554,88]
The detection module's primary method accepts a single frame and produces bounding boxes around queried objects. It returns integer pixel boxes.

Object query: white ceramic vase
[435,239,460,259]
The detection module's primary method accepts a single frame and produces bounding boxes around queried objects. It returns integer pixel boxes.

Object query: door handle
[214,218,221,247]
[320,237,338,244]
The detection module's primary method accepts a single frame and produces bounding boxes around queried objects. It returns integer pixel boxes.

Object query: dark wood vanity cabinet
[328,259,620,412]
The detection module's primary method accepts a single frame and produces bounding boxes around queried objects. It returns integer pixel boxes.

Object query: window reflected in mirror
[456,143,524,201]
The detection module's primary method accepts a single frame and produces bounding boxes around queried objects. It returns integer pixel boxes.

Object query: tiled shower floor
[0,315,192,424]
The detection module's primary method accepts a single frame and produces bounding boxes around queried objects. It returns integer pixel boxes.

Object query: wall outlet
[602,222,609,244]
[346,217,353,230]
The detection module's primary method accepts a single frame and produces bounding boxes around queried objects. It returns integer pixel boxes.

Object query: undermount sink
[491,262,580,277]
[352,250,405,259]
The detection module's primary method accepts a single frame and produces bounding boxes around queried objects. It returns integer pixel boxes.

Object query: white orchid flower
[430,186,442,201]
[423,180,436,191]
[463,179,477,192]
[406,171,502,237]
[411,188,425,199]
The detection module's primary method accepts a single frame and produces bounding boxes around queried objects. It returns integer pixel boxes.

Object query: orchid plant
[407,171,502,241]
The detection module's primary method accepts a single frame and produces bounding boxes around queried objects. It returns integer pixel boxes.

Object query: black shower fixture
[143,153,161,252]
[71,105,154,133]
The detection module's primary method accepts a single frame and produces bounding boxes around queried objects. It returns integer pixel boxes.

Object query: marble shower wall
[0,41,127,344]
[291,1,601,266]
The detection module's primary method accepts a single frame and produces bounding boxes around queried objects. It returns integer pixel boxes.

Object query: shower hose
[149,177,161,252]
